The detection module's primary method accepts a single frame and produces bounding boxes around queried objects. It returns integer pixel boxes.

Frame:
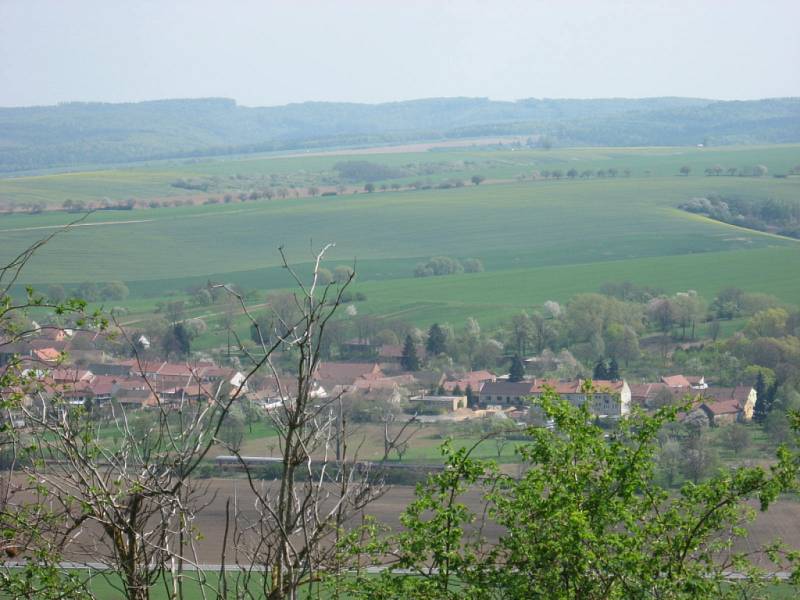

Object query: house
[351,373,416,397]
[696,386,756,425]
[315,361,383,387]
[686,376,708,390]
[443,370,495,394]
[479,381,537,406]
[49,367,94,385]
[114,388,158,410]
[249,376,327,406]
[34,327,71,343]
[629,382,670,406]
[661,374,692,389]
[660,374,707,390]
[136,334,150,350]
[479,379,631,417]
[88,362,133,377]
[410,395,468,413]
[531,379,631,417]
[33,347,62,364]
[343,385,406,408]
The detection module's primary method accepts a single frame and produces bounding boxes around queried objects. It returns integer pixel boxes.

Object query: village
[2,324,757,437]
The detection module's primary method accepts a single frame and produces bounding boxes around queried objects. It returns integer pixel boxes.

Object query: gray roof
[479,381,535,396]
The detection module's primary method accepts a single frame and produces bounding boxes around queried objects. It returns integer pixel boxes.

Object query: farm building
[479,379,631,417]
[410,394,468,413]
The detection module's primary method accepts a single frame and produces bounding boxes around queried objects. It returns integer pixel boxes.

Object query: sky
[1,0,799,108]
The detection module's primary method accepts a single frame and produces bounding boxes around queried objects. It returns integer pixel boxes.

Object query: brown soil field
[48,478,800,565]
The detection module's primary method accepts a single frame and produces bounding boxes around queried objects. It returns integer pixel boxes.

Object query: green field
[2,143,800,205]
[1,144,799,336]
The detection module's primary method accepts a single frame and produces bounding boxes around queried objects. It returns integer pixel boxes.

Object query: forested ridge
[1,96,799,172]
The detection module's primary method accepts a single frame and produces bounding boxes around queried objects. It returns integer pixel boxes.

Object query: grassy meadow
[1,143,799,345]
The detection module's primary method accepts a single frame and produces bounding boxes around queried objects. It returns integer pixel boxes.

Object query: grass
[11,565,796,599]
[1,144,799,342]
[2,143,799,205]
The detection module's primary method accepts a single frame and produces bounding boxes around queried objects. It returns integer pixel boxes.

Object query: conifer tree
[509,355,525,382]
[765,381,779,414]
[593,359,608,380]
[753,372,768,423]
[401,334,420,371]
[465,384,476,407]
[608,358,620,381]
[426,323,447,356]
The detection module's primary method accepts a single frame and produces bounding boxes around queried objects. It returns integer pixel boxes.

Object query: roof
[444,380,483,392]
[480,381,537,396]
[88,362,133,376]
[36,327,68,341]
[629,382,669,399]
[33,348,61,362]
[351,373,416,391]
[661,375,691,388]
[444,370,495,391]
[532,379,625,394]
[698,386,753,404]
[700,399,742,416]
[157,363,199,378]
[114,388,158,407]
[202,366,237,379]
[88,375,117,396]
[49,368,93,383]
[315,362,382,385]
[112,377,151,391]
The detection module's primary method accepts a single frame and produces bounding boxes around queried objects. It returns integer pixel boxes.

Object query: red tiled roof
[157,363,199,378]
[630,382,668,399]
[33,348,61,362]
[49,368,93,383]
[88,375,118,396]
[444,370,495,392]
[661,375,691,388]
[698,386,753,404]
[352,374,416,391]
[701,399,742,416]
[113,377,150,391]
[315,362,382,385]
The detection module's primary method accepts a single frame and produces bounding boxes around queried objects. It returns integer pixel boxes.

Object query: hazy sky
[1,0,798,107]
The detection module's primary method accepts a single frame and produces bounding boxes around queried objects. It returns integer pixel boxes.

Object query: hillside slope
[1,97,798,172]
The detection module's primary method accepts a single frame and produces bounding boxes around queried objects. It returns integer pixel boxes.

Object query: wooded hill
[1,96,799,172]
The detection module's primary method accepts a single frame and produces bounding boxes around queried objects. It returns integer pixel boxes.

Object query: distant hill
[1,96,798,173]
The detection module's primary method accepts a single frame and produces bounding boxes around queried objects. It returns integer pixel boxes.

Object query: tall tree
[509,355,525,382]
[401,334,420,371]
[765,381,779,415]
[753,372,768,423]
[607,358,620,381]
[509,311,534,356]
[593,359,609,380]
[465,384,477,408]
[426,323,447,356]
